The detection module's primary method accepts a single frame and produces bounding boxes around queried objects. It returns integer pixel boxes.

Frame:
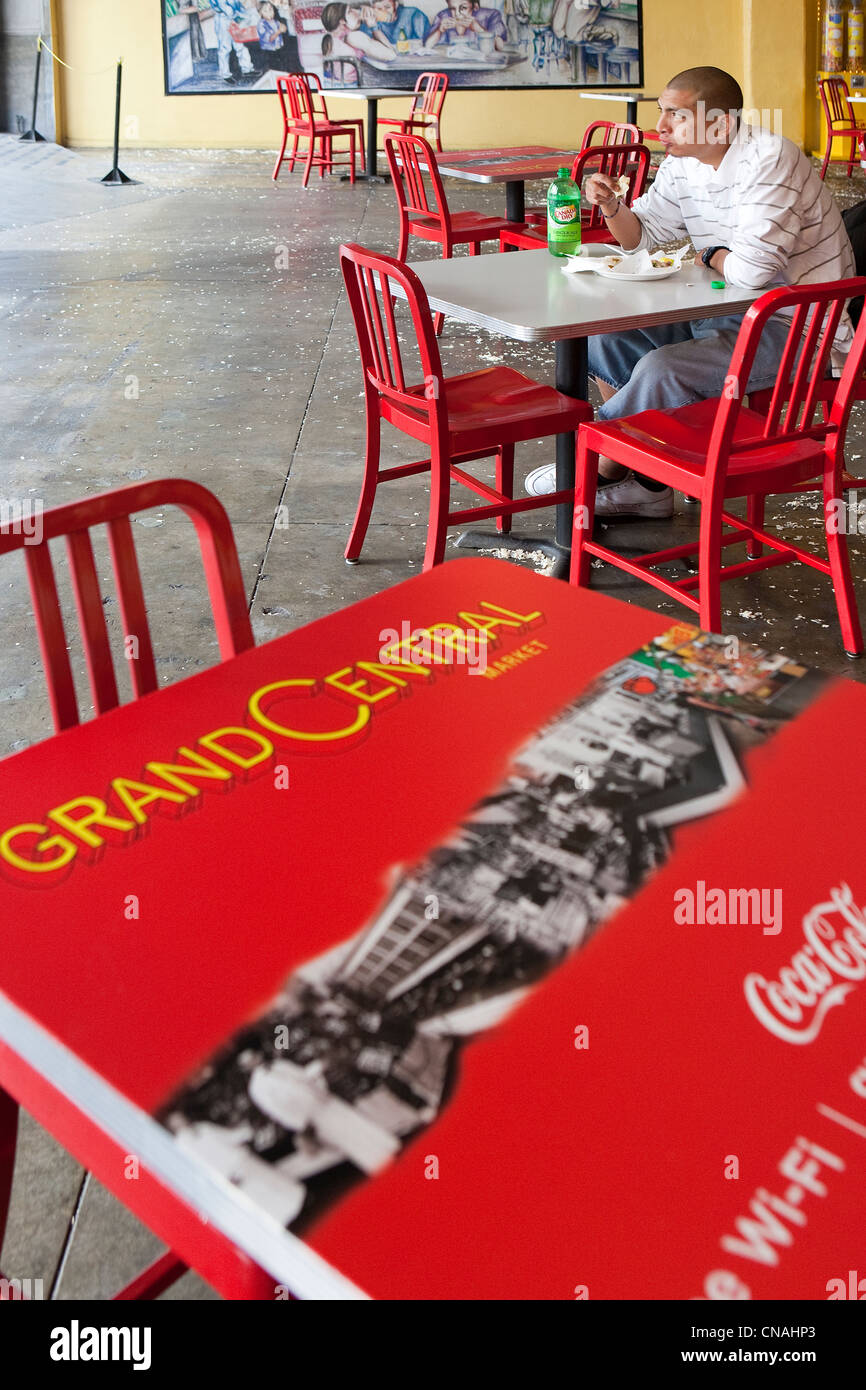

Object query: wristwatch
[701,245,728,269]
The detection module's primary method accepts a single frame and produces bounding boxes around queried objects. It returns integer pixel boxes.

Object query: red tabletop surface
[434,146,578,179]
[3,556,865,1300]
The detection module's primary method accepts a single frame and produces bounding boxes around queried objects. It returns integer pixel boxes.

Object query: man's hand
[584,173,623,214]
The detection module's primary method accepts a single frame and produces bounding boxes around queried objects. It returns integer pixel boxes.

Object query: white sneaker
[524,464,673,519]
[524,463,559,496]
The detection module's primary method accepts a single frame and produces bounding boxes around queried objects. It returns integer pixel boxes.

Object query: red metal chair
[340,242,593,570]
[818,77,866,180]
[377,72,449,152]
[272,73,362,186]
[0,479,269,1299]
[500,142,650,251]
[569,279,866,657]
[384,131,520,333]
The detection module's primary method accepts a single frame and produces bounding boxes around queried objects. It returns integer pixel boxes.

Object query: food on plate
[651,254,675,267]
[604,256,622,270]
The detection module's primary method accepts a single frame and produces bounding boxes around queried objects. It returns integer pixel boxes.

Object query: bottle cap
[711,280,726,288]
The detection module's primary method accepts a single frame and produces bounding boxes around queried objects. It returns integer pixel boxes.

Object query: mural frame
[161,1,644,96]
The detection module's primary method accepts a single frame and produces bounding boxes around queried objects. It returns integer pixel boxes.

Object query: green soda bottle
[547,166,581,258]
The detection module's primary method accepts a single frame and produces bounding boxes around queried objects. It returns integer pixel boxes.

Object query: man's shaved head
[667,66,744,115]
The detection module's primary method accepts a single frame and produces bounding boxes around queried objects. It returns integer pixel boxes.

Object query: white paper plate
[592,259,681,282]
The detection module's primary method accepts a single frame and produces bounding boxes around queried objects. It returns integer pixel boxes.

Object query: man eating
[524,66,856,518]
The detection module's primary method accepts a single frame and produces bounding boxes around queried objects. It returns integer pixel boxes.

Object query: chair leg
[302,136,316,189]
[496,445,514,533]
[349,132,356,186]
[433,240,453,334]
[345,406,382,563]
[320,136,329,178]
[570,436,598,588]
[697,496,723,633]
[0,1087,19,1257]
[825,478,864,655]
[820,133,832,180]
[272,128,289,181]
[286,132,299,173]
[469,242,481,255]
[746,493,764,558]
[423,445,451,570]
[848,135,857,178]
[114,1251,187,1301]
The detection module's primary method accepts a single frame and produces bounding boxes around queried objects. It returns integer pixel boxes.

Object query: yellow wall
[52,0,813,151]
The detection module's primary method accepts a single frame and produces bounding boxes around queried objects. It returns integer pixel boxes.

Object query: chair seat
[384,365,592,445]
[378,116,434,129]
[584,398,826,494]
[408,210,515,239]
[291,118,359,136]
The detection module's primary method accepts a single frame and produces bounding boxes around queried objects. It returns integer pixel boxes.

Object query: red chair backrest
[275,74,294,127]
[0,480,254,734]
[819,76,854,127]
[281,73,325,129]
[339,242,446,440]
[580,119,641,151]
[411,72,449,120]
[570,142,650,235]
[704,279,866,487]
[385,132,450,235]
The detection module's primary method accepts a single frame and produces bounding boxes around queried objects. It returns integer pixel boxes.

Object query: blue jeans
[588,314,791,421]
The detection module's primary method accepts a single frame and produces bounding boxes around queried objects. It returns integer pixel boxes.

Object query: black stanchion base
[19,130,46,142]
[94,167,139,185]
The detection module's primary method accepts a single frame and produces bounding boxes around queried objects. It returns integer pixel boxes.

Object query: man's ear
[703,106,731,145]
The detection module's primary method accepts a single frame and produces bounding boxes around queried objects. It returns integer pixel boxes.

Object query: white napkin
[607,249,655,276]
[561,255,599,274]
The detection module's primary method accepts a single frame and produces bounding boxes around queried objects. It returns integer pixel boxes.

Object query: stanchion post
[19,35,46,141]
[98,58,138,185]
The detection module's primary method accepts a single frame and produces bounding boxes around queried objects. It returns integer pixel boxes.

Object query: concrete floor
[1,134,865,1300]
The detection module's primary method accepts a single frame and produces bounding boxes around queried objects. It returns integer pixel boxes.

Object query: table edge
[0,989,369,1301]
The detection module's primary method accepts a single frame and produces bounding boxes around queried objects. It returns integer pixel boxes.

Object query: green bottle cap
[711,279,726,288]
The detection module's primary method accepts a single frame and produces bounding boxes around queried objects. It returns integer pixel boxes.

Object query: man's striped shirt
[629,125,856,352]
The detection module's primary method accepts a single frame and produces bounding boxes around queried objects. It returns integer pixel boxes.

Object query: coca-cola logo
[744,883,866,1044]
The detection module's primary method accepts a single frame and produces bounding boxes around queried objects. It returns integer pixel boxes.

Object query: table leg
[341,97,390,183]
[626,99,638,127]
[554,337,588,552]
[505,180,525,222]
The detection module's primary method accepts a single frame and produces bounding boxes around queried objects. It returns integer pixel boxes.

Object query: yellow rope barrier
[37,35,121,76]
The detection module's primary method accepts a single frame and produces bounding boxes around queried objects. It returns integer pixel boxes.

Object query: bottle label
[552,204,577,223]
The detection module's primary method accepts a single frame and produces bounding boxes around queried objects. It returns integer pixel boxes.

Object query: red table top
[434,146,578,180]
[2,557,865,1300]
